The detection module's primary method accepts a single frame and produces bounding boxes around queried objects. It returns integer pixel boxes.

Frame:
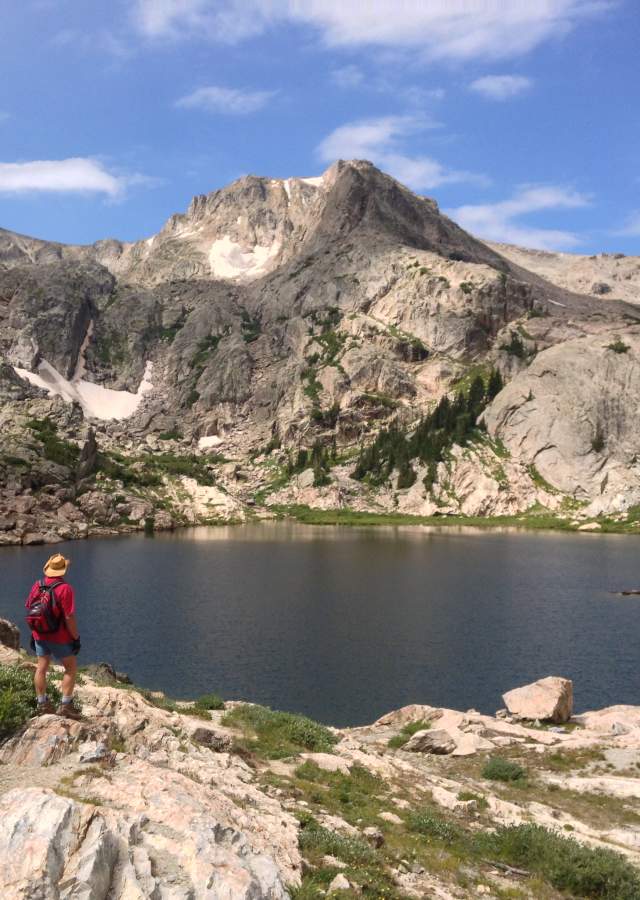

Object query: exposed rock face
[484,334,640,512]
[502,676,574,724]
[1,160,639,537]
[489,241,640,308]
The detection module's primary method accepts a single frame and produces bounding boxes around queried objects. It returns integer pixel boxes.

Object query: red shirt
[27,577,76,643]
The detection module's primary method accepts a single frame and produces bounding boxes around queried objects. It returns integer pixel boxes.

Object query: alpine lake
[2,521,639,727]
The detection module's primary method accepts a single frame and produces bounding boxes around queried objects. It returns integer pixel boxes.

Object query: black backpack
[25,580,64,635]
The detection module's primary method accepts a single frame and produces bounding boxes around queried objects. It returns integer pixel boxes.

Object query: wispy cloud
[133,0,270,43]
[0,158,150,198]
[175,85,276,115]
[331,65,364,89]
[133,1,612,62]
[0,111,10,124]
[469,74,533,100]
[317,116,486,191]
[447,185,591,250]
[52,27,131,60]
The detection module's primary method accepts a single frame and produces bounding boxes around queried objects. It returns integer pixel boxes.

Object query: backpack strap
[40,579,65,616]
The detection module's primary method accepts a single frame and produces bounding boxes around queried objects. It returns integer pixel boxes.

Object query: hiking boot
[37,699,56,715]
[56,700,82,720]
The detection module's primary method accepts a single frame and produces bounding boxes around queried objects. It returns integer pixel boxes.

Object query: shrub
[297,814,375,865]
[194,692,225,711]
[500,332,526,358]
[407,808,461,843]
[0,665,62,742]
[221,704,338,759]
[396,461,416,489]
[607,340,630,354]
[241,311,261,343]
[482,756,526,782]
[158,429,183,441]
[457,791,489,810]
[26,418,80,468]
[477,824,640,899]
[387,718,431,749]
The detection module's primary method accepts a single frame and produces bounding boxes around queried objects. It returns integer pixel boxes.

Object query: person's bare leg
[34,656,50,697]
[61,655,77,699]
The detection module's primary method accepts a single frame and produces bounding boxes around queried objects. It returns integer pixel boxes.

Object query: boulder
[328,873,351,893]
[502,676,573,724]
[0,618,20,650]
[362,826,384,848]
[403,728,456,754]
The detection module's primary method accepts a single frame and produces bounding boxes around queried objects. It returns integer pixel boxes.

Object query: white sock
[37,694,47,704]
[62,695,73,704]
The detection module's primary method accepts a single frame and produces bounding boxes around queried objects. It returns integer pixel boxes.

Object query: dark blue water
[1,523,639,726]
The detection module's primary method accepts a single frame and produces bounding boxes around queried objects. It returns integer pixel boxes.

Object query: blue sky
[1,1,638,253]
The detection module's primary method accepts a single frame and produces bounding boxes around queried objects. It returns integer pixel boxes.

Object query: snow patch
[283,179,292,200]
[208,235,281,280]
[14,359,154,421]
[198,435,224,450]
[300,176,324,187]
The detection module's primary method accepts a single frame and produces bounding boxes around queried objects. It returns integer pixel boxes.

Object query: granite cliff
[1,160,639,543]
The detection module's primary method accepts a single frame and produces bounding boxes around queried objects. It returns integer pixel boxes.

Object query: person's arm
[65,613,80,640]
[60,585,79,639]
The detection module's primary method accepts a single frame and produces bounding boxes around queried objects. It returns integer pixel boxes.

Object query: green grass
[387,718,431,749]
[482,756,527,783]
[293,762,386,825]
[476,824,640,899]
[221,704,338,759]
[408,808,462,843]
[527,464,560,494]
[0,665,62,741]
[457,791,489,810]
[25,418,80,468]
[194,692,225,711]
[140,689,211,720]
[297,813,375,865]
[97,450,215,488]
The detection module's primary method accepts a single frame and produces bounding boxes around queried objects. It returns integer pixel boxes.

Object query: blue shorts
[34,639,75,660]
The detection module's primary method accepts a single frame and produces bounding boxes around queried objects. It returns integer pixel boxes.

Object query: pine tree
[487,368,504,400]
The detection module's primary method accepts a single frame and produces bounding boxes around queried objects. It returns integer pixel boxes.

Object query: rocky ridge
[2,626,640,898]
[1,160,639,543]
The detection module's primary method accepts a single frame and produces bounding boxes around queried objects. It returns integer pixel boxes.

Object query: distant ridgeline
[352,369,504,490]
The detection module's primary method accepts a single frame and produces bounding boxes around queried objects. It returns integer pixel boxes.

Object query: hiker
[25,553,82,719]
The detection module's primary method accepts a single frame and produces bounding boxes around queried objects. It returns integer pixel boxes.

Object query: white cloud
[134,0,270,43]
[470,74,532,100]
[176,85,276,115]
[615,211,640,237]
[317,115,485,191]
[447,185,591,250]
[133,1,612,61]
[0,158,144,197]
[331,65,364,89]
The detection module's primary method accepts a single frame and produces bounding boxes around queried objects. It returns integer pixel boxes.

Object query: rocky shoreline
[2,623,640,898]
